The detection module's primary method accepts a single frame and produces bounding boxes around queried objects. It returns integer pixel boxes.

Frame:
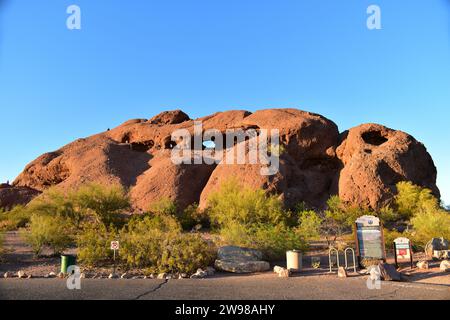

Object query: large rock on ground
[217,246,264,261]
[215,246,270,273]
[336,123,439,209]
[215,260,271,273]
[9,108,440,211]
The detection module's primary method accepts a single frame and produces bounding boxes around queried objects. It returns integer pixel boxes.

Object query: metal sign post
[110,241,120,275]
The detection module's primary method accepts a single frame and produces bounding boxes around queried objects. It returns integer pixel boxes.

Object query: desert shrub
[159,233,215,274]
[119,214,180,268]
[383,228,405,251]
[217,222,306,260]
[119,214,212,273]
[207,179,288,227]
[325,196,368,231]
[410,208,450,245]
[149,199,207,231]
[0,205,31,231]
[76,223,117,267]
[321,196,369,246]
[149,198,178,216]
[76,183,130,229]
[207,179,306,259]
[178,204,209,231]
[24,215,73,256]
[252,224,307,260]
[395,181,439,219]
[26,188,81,226]
[296,210,322,241]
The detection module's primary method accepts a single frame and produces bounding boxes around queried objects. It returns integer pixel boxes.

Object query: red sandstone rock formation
[4,108,439,212]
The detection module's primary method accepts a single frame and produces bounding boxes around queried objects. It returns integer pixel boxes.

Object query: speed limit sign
[111,241,120,250]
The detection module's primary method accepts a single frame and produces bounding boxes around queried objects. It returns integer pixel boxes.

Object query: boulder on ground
[337,267,348,278]
[17,270,27,279]
[416,260,429,270]
[215,246,270,273]
[273,266,290,278]
[378,263,402,281]
[190,269,208,279]
[215,260,270,274]
[157,273,167,280]
[440,260,450,272]
[217,246,263,262]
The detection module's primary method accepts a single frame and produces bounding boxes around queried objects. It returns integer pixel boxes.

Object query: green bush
[178,204,209,231]
[207,178,289,228]
[0,205,31,231]
[217,222,306,260]
[149,199,207,231]
[383,228,404,250]
[395,181,439,219]
[206,179,307,260]
[296,210,322,241]
[410,208,450,245]
[149,198,178,216]
[252,224,307,260]
[119,214,180,269]
[76,183,130,229]
[159,233,215,274]
[27,188,82,226]
[24,215,73,256]
[76,223,117,267]
[119,214,213,273]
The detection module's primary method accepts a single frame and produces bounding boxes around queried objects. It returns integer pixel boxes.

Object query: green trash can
[61,255,77,274]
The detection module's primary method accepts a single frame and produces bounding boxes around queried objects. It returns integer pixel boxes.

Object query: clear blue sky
[0,0,449,204]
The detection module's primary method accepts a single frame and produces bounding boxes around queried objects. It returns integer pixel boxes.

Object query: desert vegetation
[0,179,448,273]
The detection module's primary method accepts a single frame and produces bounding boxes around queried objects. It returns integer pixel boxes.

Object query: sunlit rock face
[9,109,439,212]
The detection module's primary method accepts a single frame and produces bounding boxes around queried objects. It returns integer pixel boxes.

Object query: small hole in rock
[362,131,388,146]
[203,140,216,149]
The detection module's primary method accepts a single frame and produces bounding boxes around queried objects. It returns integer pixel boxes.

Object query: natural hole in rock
[121,133,131,144]
[362,131,388,146]
[131,140,154,152]
[203,140,216,149]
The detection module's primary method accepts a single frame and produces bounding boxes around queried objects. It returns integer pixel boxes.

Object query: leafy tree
[149,197,178,216]
[395,181,439,219]
[410,207,450,244]
[0,205,31,231]
[296,210,322,241]
[26,188,82,227]
[206,179,304,259]
[24,215,73,256]
[207,178,288,227]
[75,183,130,229]
[76,222,117,267]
